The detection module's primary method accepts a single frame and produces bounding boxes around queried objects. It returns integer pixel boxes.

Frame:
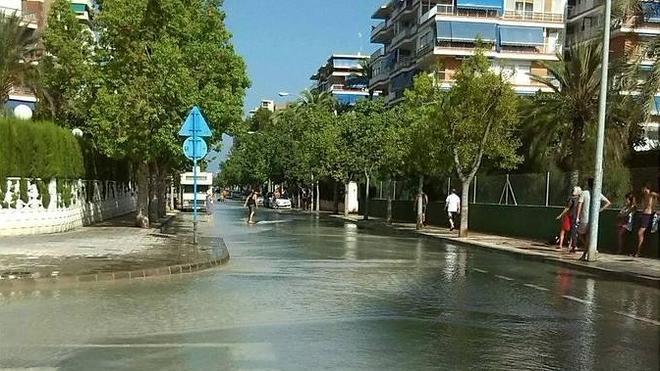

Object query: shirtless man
[635,183,659,257]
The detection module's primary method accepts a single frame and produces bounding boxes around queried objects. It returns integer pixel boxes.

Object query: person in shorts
[574,177,611,256]
[634,183,658,257]
[445,189,460,231]
[244,190,258,224]
[556,186,581,250]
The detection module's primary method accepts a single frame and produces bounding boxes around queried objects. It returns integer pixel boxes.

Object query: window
[514,1,533,13]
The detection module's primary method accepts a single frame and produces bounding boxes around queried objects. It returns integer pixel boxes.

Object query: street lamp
[586,0,612,262]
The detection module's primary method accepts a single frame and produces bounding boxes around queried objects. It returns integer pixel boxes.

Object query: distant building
[565,0,659,150]
[310,53,371,106]
[369,0,565,104]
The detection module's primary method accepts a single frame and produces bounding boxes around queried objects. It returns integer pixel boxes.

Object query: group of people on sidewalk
[555,178,658,258]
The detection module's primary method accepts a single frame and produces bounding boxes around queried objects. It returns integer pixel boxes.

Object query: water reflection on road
[0,202,658,370]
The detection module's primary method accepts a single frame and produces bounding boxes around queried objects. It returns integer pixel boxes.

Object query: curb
[0,240,230,286]
[344,217,660,289]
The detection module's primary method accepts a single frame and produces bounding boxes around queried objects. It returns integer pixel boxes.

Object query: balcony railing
[502,10,564,23]
[391,26,415,46]
[371,20,389,38]
[371,47,385,60]
[0,6,37,24]
[423,5,564,23]
[567,0,604,18]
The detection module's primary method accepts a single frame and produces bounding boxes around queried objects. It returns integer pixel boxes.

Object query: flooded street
[0,203,658,370]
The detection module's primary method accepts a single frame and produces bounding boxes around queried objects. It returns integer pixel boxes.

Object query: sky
[210,0,385,170]
[223,0,384,111]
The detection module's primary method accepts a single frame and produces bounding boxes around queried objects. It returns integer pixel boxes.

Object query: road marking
[471,268,488,273]
[562,295,592,305]
[494,275,514,281]
[614,311,660,326]
[523,283,549,291]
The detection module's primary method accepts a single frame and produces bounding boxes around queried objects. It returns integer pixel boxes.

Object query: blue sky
[209,0,384,170]
[224,0,384,111]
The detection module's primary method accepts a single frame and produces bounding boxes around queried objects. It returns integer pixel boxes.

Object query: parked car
[272,197,292,209]
[231,191,242,200]
[263,192,275,208]
[256,196,264,206]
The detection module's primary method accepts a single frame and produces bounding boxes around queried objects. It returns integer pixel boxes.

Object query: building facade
[369,0,566,104]
[1,0,95,118]
[565,0,660,148]
[311,54,371,106]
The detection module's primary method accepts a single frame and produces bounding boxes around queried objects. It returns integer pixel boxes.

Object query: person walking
[574,177,612,258]
[556,186,581,250]
[616,192,636,254]
[244,190,258,224]
[445,189,461,231]
[634,183,658,257]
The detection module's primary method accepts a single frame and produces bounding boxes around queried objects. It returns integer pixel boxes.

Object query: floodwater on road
[0,202,658,370]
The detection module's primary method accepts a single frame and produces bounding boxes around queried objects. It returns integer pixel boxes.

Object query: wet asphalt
[0,202,658,370]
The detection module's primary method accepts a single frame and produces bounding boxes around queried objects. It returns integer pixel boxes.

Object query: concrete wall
[363,199,659,258]
[0,178,136,236]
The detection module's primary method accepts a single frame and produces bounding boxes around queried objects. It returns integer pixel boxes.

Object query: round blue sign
[183,137,208,160]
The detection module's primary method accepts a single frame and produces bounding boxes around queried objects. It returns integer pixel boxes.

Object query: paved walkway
[336,214,660,288]
[0,212,228,282]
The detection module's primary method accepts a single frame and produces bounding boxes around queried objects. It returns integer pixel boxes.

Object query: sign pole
[193,110,198,245]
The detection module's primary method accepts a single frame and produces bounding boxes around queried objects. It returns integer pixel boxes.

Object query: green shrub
[19,178,28,204]
[37,179,50,209]
[0,118,130,182]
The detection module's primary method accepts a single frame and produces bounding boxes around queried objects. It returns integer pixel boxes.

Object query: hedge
[0,118,130,182]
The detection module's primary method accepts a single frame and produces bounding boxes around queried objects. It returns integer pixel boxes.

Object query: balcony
[0,6,38,28]
[567,0,604,19]
[371,47,385,61]
[501,10,564,23]
[371,20,394,43]
[391,26,416,47]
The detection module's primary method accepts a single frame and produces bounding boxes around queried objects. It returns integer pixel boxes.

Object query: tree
[71,0,249,227]
[529,41,606,186]
[400,73,448,229]
[0,11,40,104]
[377,105,408,224]
[438,49,521,237]
[38,0,94,126]
[247,107,272,132]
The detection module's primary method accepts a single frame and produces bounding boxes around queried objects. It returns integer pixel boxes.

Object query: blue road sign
[178,106,212,137]
[183,137,208,160]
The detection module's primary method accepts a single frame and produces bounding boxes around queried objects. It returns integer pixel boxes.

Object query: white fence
[0,178,137,236]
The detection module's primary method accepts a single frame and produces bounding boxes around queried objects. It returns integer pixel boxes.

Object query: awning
[436,22,452,41]
[71,3,87,13]
[641,2,660,22]
[452,21,497,42]
[456,0,502,11]
[499,26,545,46]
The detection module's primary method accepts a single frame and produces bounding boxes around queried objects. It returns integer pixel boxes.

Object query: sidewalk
[335,214,660,288]
[0,212,229,283]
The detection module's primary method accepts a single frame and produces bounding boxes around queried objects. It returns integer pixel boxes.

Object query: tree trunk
[344,182,350,217]
[135,161,150,228]
[333,181,339,214]
[363,170,370,220]
[386,178,393,224]
[568,169,580,189]
[416,175,424,230]
[315,181,320,212]
[155,164,168,218]
[148,163,159,223]
[459,178,472,237]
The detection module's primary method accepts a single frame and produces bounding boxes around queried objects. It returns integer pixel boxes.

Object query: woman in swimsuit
[244,190,258,224]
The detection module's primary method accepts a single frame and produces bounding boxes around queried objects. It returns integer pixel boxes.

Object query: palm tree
[297,89,336,111]
[528,40,604,185]
[0,11,40,105]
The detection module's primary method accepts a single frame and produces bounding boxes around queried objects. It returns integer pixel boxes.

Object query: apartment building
[310,54,371,106]
[369,0,566,104]
[566,0,660,148]
[1,0,95,118]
